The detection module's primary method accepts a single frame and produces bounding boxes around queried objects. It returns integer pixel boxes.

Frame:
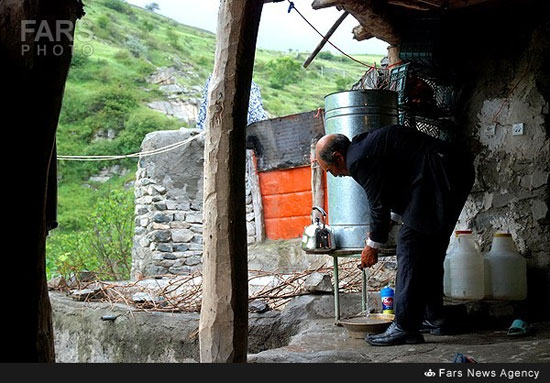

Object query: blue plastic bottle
[380,285,395,314]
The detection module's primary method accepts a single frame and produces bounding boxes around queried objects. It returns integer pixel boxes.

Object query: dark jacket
[346,125,474,243]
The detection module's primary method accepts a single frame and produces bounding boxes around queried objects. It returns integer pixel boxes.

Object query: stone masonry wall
[131,128,258,279]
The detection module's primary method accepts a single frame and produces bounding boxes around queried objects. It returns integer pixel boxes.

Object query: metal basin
[340,313,395,339]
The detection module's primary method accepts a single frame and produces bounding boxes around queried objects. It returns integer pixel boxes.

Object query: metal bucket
[324,90,398,249]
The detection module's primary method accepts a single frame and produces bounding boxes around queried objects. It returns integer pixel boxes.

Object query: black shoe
[420,319,450,335]
[365,322,425,346]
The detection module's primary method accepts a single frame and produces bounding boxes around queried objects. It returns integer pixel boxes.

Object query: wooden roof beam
[336,0,400,45]
[352,24,373,41]
[311,0,342,10]
[387,0,433,11]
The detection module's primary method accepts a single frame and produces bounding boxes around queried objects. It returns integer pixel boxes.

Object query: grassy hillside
[47,0,384,279]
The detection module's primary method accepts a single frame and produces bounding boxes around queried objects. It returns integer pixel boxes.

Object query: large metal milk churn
[323,90,398,249]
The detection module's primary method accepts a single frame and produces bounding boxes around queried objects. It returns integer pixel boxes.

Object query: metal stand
[327,248,395,325]
[329,250,362,325]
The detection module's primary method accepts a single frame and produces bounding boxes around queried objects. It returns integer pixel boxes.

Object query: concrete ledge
[50,291,365,362]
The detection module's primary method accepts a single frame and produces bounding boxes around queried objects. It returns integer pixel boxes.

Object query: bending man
[315,124,474,346]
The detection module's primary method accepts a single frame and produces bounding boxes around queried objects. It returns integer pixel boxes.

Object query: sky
[125,0,389,55]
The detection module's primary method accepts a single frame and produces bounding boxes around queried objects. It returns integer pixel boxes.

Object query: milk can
[484,233,527,300]
[449,232,484,300]
[324,90,398,248]
[443,230,473,297]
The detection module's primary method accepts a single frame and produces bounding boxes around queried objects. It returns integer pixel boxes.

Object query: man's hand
[360,245,379,269]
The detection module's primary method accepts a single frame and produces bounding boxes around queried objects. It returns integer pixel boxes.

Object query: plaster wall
[457,22,549,319]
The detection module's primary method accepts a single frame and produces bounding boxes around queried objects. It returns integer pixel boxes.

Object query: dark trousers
[394,224,450,331]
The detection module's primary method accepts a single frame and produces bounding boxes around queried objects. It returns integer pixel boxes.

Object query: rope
[57,134,200,161]
[286,1,376,69]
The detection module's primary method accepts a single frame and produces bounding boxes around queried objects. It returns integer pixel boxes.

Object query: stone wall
[131,128,259,279]
[456,21,549,319]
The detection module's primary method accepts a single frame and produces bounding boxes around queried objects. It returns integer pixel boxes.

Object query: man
[315,124,475,346]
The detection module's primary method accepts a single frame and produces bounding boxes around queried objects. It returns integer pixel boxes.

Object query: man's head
[315,134,351,177]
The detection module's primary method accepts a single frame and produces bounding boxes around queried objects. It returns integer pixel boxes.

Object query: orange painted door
[259,166,328,240]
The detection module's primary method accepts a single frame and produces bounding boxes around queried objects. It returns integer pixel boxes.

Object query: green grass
[48,0,384,279]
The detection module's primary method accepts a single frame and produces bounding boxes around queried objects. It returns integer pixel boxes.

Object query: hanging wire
[57,134,200,161]
[286,0,376,69]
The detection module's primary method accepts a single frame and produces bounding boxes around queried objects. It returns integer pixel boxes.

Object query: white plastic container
[444,230,473,297]
[484,233,527,300]
[449,232,484,300]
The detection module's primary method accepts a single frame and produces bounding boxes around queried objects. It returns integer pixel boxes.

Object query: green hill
[47,0,384,280]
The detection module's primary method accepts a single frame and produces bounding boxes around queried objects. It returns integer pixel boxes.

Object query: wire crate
[388,61,461,141]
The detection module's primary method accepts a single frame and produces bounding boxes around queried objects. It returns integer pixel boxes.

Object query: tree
[145,2,160,12]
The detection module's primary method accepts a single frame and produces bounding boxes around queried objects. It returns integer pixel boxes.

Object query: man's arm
[350,156,393,269]
[352,156,392,245]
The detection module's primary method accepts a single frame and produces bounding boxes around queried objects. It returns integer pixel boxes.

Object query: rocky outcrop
[146,66,201,126]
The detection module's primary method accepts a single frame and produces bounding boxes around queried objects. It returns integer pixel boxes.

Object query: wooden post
[199,0,263,363]
[387,45,402,67]
[0,0,83,361]
[246,150,265,243]
[303,11,349,68]
[310,141,325,222]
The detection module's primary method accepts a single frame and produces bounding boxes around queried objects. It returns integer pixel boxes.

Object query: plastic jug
[449,232,484,300]
[444,230,472,297]
[484,233,527,300]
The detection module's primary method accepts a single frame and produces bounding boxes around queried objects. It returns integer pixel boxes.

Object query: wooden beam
[337,0,400,45]
[0,0,83,362]
[246,150,265,242]
[447,0,495,9]
[387,45,402,67]
[303,11,349,68]
[310,141,325,222]
[311,0,341,10]
[199,0,263,363]
[387,0,432,11]
[415,0,445,7]
[353,24,374,41]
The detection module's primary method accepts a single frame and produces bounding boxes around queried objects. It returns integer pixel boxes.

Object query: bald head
[315,134,351,177]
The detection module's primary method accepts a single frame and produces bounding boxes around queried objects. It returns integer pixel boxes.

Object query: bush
[96,14,110,30]
[318,51,336,61]
[103,0,131,14]
[87,85,138,132]
[125,35,148,58]
[165,28,180,49]
[335,75,352,91]
[70,48,89,68]
[114,49,131,62]
[93,17,122,41]
[59,88,93,125]
[47,189,134,281]
[265,56,302,89]
[118,109,180,153]
[141,19,155,32]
